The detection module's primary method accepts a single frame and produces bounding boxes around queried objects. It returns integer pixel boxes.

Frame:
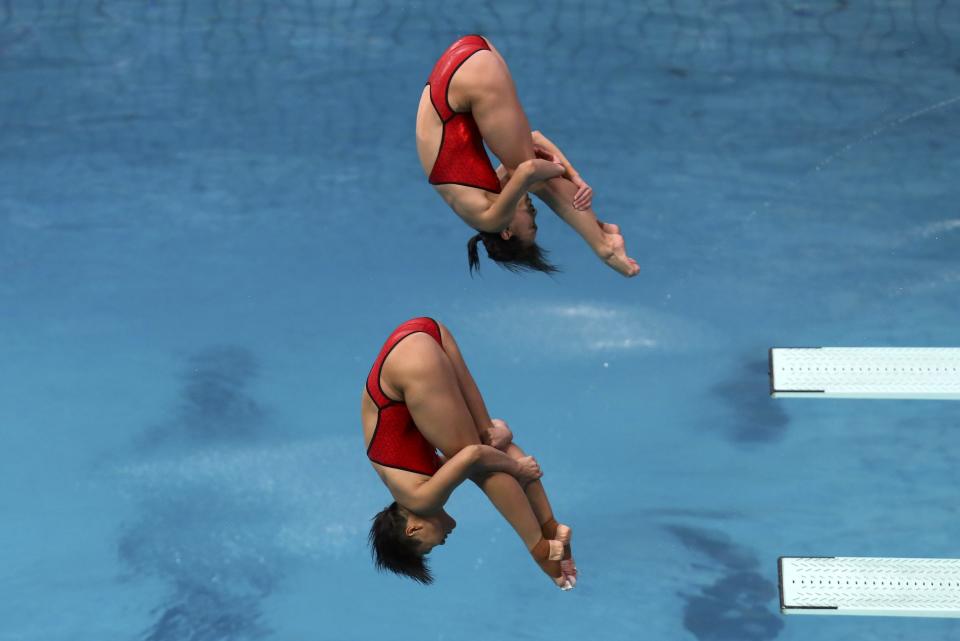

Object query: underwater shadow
[139,346,266,448]
[120,345,280,641]
[119,488,279,641]
[666,524,783,641]
[710,358,789,445]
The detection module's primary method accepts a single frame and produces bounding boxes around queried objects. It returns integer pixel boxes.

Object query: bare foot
[554,524,578,587]
[530,538,573,590]
[596,221,640,277]
[542,520,577,588]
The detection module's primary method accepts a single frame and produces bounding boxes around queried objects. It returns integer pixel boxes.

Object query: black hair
[467,232,559,275]
[368,502,433,584]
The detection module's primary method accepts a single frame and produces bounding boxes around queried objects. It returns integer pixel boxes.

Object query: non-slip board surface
[769,348,960,399]
[779,556,960,618]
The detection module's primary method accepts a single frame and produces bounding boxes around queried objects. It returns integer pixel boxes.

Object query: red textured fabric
[426,35,502,194]
[365,318,444,476]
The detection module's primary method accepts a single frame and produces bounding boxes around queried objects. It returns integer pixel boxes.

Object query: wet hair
[368,502,433,584]
[467,232,559,275]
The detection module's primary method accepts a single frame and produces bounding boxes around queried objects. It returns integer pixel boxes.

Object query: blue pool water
[2,2,959,639]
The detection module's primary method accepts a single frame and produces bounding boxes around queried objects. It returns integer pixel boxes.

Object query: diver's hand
[533,143,557,163]
[570,174,593,210]
[485,418,514,451]
[533,144,591,210]
[514,455,543,486]
[596,220,640,277]
[520,158,565,185]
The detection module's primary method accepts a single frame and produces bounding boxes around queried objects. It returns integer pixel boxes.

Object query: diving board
[779,557,960,618]
[769,348,960,399]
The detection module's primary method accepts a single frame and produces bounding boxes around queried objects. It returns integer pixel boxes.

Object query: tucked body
[415,35,640,277]
[362,317,576,588]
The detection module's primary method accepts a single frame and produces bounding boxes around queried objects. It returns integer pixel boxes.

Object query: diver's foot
[604,251,640,277]
[596,223,640,277]
[542,519,577,587]
[530,538,573,591]
[561,557,577,585]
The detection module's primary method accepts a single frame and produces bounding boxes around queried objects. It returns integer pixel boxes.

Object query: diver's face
[409,510,457,554]
[507,194,538,244]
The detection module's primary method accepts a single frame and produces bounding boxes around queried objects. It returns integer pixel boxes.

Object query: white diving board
[779,557,960,618]
[769,348,960,399]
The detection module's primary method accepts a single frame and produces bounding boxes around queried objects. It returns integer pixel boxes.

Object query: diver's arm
[402,446,478,514]
[532,130,593,210]
[406,445,538,514]
[472,159,564,233]
[531,130,578,181]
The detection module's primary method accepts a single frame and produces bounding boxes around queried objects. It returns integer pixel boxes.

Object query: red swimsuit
[426,35,502,194]
[365,317,444,476]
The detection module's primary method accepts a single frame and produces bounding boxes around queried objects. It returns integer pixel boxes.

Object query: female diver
[363,317,577,589]
[416,34,640,277]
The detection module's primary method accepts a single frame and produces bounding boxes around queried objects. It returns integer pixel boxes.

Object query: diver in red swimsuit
[361,317,577,590]
[415,35,639,277]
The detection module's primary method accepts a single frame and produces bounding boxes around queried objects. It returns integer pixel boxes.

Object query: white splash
[466,301,719,356]
[114,437,376,558]
[914,219,960,239]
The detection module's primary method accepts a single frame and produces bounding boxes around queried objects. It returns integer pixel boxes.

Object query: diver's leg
[387,335,566,586]
[429,320,576,580]
[383,333,481,457]
[446,44,534,169]
[503,443,554,526]
[505,442,577,582]
[469,471,545,551]
[529,178,640,276]
[448,44,639,276]
[470,472,567,588]
[432,321,501,443]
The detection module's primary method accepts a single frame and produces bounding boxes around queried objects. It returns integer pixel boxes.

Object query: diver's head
[505,194,539,244]
[368,502,456,583]
[467,195,559,275]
